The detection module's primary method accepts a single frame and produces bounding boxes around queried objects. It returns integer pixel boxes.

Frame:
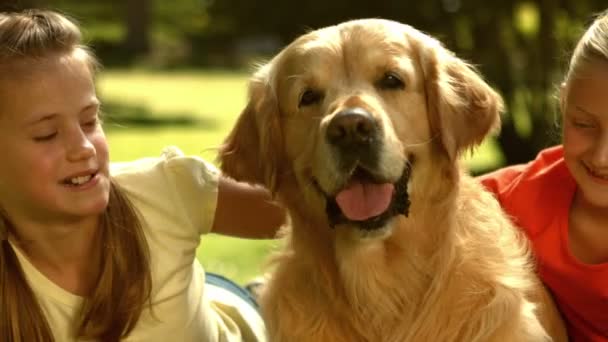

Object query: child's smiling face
[0,49,110,225]
[562,60,608,208]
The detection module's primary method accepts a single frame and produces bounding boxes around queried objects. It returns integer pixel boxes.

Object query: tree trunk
[124,0,151,55]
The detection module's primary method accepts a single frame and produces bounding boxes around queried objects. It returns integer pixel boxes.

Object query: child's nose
[65,128,95,161]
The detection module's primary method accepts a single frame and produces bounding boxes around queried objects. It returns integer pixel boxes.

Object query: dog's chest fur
[262,176,537,342]
[264,234,463,341]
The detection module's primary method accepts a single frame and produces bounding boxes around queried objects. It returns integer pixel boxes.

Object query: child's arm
[211,176,286,239]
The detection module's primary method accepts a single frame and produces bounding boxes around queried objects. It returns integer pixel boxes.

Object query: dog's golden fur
[220,19,568,341]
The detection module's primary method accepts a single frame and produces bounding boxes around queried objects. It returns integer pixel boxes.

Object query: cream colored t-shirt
[11,147,266,342]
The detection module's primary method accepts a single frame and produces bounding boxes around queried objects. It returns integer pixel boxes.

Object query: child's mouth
[583,163,608,181]
[61,172,97,186]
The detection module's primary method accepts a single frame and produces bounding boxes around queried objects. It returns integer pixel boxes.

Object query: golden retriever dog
[220,19,567,341]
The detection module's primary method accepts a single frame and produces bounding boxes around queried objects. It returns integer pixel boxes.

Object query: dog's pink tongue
[335,181,394,221]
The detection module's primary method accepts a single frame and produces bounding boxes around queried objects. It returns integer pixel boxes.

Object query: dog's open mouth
[321,163,411,231]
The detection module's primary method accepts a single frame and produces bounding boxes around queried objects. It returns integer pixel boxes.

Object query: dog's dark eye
[377,72,405,90]
[299,89,323,107]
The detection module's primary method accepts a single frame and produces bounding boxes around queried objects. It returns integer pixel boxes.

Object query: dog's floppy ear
[218,66,283,192]
[421,39,503,161]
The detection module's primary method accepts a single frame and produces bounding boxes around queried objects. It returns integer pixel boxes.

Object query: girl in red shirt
[481,10,608,342]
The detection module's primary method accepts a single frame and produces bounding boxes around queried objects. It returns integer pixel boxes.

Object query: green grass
[99,69,502,284]
[99,69,250,162]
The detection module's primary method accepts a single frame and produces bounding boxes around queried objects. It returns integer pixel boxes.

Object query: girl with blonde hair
[482,9,608,341]
[0,9,284,342]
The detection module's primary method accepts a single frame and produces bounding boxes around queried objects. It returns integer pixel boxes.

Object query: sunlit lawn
[99,69,502,284]
[99,69,250,162]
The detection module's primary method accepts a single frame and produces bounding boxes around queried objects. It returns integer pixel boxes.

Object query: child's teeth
[70,175,92,185]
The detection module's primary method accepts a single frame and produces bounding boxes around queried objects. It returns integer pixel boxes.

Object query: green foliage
[34,0,210,67]
[154,0,209,36]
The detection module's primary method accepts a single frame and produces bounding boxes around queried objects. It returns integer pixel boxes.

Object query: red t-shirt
[480,145,608,342]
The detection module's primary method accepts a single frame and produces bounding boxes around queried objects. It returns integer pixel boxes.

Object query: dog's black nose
[327,108,378,149]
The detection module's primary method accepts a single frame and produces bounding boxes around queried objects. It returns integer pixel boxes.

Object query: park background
[3,0,606,284]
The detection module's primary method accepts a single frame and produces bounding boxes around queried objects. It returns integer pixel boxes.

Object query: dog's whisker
[402,134,439,148]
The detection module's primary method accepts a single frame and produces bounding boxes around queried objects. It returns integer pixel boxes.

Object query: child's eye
[33,132,57,142]
[572,120,595,129]
[82,118,100,129]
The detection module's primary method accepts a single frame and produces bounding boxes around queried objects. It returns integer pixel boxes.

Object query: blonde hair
[561,10,608,106]
[0,9,152,342]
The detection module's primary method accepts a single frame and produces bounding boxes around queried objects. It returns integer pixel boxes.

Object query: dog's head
[220,19,502,238]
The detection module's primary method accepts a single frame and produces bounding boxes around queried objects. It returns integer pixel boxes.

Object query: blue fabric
[205,272,259,311]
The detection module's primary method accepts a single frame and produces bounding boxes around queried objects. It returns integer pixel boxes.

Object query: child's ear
[218,69,283,193]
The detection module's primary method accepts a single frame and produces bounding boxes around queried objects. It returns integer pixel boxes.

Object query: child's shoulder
[109,146,221,236]
[111,146,184,175]
[479,145,570,198]
[111,146,218,179]
[109,146,220,205]
[479,145,576,237]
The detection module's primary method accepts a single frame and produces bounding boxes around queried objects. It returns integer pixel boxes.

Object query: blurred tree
[10,0,209,66]
[124,0,151,55]
[207,0,606,168]
[0,0,47,11]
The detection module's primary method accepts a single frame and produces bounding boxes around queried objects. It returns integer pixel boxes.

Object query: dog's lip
[312,165,391,198]
[335,166,394,195]
[313,162,411,230]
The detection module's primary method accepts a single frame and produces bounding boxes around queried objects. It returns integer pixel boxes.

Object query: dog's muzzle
[325,164,411,230]
[320,107,411,230]
[326,107,381,169]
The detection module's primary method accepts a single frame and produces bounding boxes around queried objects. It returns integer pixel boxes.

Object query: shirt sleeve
[111,146,220,238]
[477,146,573,239]
[478,164,528,204]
